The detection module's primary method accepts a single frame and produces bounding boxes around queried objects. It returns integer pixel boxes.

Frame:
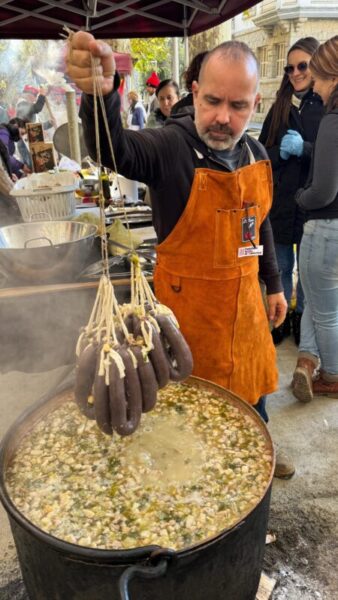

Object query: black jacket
[171,93,193,116]
[16,95,46,122]
[80,79,282,295]
[0,138,12,176]
[259,89,324,244]
[296,108,338,219]
[16,95,53,130]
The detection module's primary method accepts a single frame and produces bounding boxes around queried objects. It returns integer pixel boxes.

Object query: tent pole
[184,31,189,68]
[172,37,180,84]
[183,8,189,69]
[65,90,81,165]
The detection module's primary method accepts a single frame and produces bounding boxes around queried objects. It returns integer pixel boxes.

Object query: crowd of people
[0,82,80,223]
[1,32,337,478]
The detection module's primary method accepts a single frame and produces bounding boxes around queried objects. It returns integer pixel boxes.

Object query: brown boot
[313,373,338,398]
[292,356,318,403]
[274,448,295,479]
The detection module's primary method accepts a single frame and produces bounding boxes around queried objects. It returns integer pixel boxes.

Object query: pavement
[0,335,337,599]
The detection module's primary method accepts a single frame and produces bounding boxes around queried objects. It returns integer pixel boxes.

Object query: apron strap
[193,138,257,167]
[245,142,256,165]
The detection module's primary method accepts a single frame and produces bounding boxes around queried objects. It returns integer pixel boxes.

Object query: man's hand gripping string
[65,30,115,96]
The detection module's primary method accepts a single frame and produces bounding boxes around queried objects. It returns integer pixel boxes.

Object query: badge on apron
[242,215,256,243]
[238,245,263,257]
[239,214,263,256]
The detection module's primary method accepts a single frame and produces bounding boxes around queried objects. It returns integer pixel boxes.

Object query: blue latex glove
[280,129,304,159]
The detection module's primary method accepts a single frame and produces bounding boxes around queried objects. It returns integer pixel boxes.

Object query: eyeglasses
[284,61,309,75]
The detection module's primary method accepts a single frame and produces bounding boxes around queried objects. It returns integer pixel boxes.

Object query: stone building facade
[189,21,231,60]
[232,0,338,122]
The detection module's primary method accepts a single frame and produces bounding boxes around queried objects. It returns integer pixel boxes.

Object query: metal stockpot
[0,220,98,284]
[0,377,274,600]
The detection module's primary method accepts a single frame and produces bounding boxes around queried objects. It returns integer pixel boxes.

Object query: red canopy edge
[0,0,261,40]
[113,52,133,75]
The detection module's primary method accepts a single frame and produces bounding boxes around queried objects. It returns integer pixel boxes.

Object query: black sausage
[156,314,193,381]
[135,318,170,389]
[131,345,158,413]
[109,346,142,436]
[93,358,113,436]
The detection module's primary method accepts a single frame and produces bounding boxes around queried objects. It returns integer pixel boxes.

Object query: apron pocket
[214,205,260,268]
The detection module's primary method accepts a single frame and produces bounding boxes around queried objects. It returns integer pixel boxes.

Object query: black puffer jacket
[259,89,324,244]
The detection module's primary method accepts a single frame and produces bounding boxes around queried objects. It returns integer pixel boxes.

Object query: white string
[66,28,162,381]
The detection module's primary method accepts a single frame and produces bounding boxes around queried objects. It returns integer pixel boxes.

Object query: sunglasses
[284,61,309,75]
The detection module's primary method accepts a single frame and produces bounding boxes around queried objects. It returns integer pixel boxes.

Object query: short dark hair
[183,51,208,92]
[9,117,28,129]
[155,79,180,98]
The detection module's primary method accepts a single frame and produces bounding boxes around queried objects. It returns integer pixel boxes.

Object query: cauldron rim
[0,376,275,563]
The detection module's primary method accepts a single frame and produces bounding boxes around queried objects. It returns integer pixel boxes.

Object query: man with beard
[66,34,293,478]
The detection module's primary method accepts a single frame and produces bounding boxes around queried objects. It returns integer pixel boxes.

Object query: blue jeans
[299,220,338,376]
[17,139,32,170]
[254,396,269,423]
[275,243,304,313]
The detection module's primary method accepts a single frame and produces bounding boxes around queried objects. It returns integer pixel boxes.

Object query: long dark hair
[265,37,320,147]
[310,35,338,112]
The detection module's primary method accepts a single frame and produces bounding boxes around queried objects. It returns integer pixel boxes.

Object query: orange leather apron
[154,157,278,405]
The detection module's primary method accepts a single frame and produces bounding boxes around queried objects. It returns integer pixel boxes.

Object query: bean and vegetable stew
[6,382,272,550]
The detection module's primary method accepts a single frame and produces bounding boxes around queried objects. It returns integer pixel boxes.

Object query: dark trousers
[254,395,269,423]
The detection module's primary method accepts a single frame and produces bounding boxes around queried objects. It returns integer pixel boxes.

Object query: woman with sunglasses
[259,37,324,346]
[292,35,338,401]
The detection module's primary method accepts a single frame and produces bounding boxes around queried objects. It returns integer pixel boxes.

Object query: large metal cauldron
[0,377,274,600]
[0,221,98,285]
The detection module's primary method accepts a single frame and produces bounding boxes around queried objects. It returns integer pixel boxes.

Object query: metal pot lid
[0,221,98,249]
[53,123,89,161]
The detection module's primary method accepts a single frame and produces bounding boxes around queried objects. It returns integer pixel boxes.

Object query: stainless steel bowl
[0,221,98,285]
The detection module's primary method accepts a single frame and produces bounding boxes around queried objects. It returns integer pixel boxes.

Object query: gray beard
[198,131,236,151]
[196,124,244,151]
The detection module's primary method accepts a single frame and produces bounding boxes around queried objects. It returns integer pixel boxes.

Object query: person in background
[144,72,160,117]
[16,85,49,124]
[146,79,180,128]
[16,85,57,133]
[292,35,338,402]
[0,92,9,125]
[259,37,324,346]
[0,117,31,179]
[0,117,28,225]
[126,91,146,130]
[66,33,295,478]
[0,134,21,225]
[171,51,208,116]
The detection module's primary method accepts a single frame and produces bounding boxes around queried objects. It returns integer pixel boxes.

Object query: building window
[274,43,286,78]
[258,46,269,79]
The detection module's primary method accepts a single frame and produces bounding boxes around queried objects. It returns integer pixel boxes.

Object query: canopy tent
[113,52,133,74]
[0,0,260,40]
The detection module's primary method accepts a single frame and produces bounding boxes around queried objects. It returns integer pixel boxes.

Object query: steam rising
[0,40,90,382]
[0,39,73,112]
